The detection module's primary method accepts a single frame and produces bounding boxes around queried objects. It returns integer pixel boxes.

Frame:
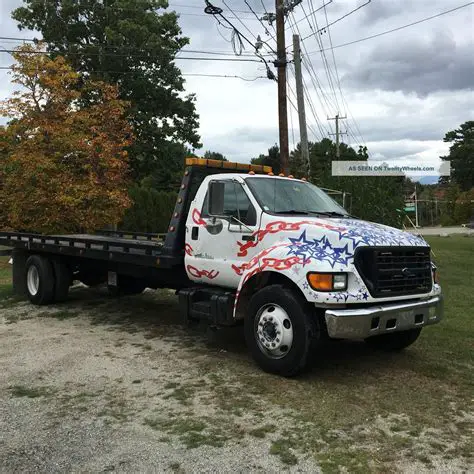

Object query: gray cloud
[342,32,474,95]
[359,0,404,25]
[1,0,472,174]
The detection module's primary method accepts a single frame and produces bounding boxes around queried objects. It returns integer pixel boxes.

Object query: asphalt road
[405,226,473,236]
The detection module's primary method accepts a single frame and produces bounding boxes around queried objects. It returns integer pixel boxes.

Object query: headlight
[431,263,439,284]
[307,272,348,291]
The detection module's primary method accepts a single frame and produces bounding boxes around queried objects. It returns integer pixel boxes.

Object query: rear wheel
[365,328,422,351]
[52,260,72,302]
[245,285,319,377]
[25,255,55,305]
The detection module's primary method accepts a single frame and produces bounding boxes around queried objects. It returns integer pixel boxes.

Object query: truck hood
[276,217,428,274]
[237,215,428,262]
[261,215,428,249]
[327,217,427,248]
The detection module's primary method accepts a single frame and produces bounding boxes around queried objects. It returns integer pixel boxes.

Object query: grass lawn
[199,235,473,471]
[0,237,472,471]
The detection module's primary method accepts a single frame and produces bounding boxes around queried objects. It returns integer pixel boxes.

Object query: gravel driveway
[0,287,472,473]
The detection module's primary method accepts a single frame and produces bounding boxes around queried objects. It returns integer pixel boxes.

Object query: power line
[6,1,471,55]
[0,49,263,62]
[322,0,344,111]
[287,83,319,142]
[244,0,272,37]
[171,11,260,20]
[221,0,277,56]
[298,0,372,44]
[169,2,264,15]
[0,65,266,81]
[286,12,337,122]
[0,36,274,57]
[203,0,277,79]
[308,1,367,150]
[306,1,474,55]
[56,1,264,21]
[285,0,333,31]
[299,3,341,113]
[181,73,266,81]
[287,77,296,151]
[287,63,327,140]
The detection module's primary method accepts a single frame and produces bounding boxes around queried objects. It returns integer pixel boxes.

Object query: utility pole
[415,184,419,228]
[292,34,310,177]
[275,0,289,174]
[328,114,347,158]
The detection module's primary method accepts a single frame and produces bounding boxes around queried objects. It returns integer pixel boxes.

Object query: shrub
[121,186,177,233]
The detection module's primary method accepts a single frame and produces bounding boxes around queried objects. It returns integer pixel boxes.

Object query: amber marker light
[307,272,348,291]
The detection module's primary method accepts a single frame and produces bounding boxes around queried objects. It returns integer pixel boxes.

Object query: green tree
[251,144,281,174]
[204,151,227,161]
[444,183,460,223]
[454,189,474,225]
[122,185,176,232]
[13,0,201,181]
[140,142,194,192]
[440,121,474,191]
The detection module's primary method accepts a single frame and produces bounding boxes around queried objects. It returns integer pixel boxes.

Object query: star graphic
[331,293,345,303]
[362,291,369,301]
[287,231,355,269]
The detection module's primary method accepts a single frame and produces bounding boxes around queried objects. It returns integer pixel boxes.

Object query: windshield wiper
[312,211,355,218]
[274,210,311,215]
[273,210,356,218]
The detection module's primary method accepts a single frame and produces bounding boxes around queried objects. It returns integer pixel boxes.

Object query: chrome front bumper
[324,295,443,339]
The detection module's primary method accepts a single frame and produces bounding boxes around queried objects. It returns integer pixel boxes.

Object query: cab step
[178,287,236,326]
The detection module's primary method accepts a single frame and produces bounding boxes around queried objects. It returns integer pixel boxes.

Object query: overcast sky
[1,0,473,177]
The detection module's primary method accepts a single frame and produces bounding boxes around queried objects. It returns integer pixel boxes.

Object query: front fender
[232,242,355,318]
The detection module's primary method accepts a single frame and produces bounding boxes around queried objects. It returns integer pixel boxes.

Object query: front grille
[355,247,432,298]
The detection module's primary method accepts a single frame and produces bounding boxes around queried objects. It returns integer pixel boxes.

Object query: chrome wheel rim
[255,303,293,359]
[27,265,40,296]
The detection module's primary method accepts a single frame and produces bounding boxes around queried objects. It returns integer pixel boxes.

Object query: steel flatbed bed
[0,231,166,267]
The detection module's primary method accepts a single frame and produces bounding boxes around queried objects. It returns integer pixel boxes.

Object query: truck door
[186,179,260,288]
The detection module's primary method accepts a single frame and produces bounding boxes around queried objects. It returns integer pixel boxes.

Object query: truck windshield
[245,177,349,216]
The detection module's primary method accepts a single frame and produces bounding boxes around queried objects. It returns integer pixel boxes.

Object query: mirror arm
[230,215,253,233]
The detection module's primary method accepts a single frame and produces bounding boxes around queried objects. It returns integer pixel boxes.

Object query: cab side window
[202,181,257,226]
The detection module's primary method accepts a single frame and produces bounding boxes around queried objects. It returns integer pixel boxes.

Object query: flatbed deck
[0,231,170,267]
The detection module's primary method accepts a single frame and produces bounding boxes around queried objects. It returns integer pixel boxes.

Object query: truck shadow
[64,286,419,380]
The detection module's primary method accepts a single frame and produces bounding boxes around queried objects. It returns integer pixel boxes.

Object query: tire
[52,260,72,302]
[365,328,422,351]
[25,255,55,306]
[245,284,319,377]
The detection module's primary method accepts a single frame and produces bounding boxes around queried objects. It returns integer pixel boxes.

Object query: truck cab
[180,160,443,375]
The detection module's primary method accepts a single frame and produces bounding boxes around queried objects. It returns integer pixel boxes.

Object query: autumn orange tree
[0,44,132,233]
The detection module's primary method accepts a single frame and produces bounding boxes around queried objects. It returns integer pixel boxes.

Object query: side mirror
[208,181,225,216]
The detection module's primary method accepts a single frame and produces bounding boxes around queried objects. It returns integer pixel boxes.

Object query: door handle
[242,235,255,242]
[191,227,199,240]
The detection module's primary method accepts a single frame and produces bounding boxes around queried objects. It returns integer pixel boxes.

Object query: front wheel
[245,285,319,377]
[365,328,422,351]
